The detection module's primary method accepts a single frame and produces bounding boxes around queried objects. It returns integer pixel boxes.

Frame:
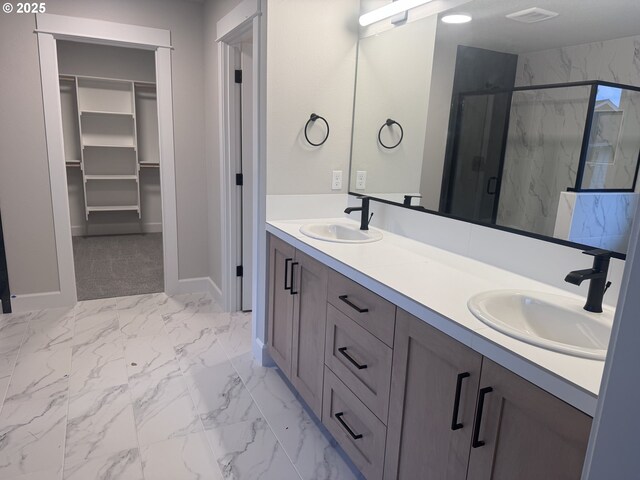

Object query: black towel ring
[304,113,330,147]
[378,118,404,149]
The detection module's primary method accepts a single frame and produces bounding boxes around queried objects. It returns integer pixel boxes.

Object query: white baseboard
[10,290,76,313]
[253,337,273,366]
[174,277,223,305]
[71,222,163,237]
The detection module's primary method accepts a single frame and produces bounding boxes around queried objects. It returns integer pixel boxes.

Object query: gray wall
[0,0,212,297]
[0,13,60,295]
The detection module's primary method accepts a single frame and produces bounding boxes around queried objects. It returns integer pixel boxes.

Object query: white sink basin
[468,290,614,360]
[299,222,383,243]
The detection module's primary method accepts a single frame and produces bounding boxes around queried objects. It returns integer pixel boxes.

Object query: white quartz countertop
[267,218,609,416]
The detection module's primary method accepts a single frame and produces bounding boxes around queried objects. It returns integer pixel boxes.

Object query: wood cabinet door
[266,234,295,378]
[466,359,592,480]
[290,250,328,417]
[384,310,483,480]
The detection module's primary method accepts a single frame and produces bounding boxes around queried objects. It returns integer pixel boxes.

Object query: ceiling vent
[506,7,559,23]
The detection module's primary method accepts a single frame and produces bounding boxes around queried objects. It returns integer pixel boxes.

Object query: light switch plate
[332,170,343,190]
[356,171,367,190]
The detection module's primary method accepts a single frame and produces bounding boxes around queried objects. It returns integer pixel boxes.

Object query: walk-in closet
[58,41,163,300]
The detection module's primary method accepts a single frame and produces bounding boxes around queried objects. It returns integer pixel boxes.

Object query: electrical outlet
[356,171,367,190]
[332,170,343,190]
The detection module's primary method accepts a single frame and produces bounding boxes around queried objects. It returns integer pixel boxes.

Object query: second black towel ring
[378,118,404,149]
[304,113,330,147]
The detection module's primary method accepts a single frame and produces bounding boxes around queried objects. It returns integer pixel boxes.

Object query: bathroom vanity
[265,221,599,480]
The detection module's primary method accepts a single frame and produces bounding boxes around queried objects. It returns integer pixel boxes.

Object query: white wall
[266,0,359,195]
[0,0,211,299]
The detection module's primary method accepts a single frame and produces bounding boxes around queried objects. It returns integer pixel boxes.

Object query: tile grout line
[60,304,78,480]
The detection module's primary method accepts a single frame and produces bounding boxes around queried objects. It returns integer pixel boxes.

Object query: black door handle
[284,258,293,291]
[486,176,498,195]
[290,262,299,295]
[335,412,363,440]
[472,386,493,448]
[338,347,368,370]
[451,372,470,431]
[338,295,369,313]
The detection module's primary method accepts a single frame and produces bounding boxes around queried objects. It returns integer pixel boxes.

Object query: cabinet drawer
[322,367,386,480]
[325,304,392,422]
[328,270,396,346]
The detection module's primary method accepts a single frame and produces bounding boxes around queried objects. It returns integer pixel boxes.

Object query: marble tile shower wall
[497,34,640,237]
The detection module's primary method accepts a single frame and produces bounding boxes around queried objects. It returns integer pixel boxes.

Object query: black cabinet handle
[338,347,368,370]
[472,387,493,448]
[284,258,293,291]
[335,412,363,440]
[290,262,299,295]
[338,295,369,313]
[451,372,470,431]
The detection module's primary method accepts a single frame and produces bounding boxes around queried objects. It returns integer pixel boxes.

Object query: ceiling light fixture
[441,13,472,24]
[359,0,435,27]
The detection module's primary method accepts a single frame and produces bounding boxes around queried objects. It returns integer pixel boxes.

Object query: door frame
[216,0,268,361]
[32,13,179,310]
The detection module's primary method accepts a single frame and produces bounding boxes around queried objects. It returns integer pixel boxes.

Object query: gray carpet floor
[73,233,164,301]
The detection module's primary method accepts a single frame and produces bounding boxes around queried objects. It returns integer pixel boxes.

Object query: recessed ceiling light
[441,13,472,24]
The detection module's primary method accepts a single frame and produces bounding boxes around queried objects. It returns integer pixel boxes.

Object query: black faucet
[565,249,612,313]
[344,196,372,231]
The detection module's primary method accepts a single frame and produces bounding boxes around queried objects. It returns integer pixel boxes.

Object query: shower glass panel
[496,85,591,237]
[582,85,640,190]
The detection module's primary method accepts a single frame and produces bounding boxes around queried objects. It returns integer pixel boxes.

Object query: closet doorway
[58,41,164,301]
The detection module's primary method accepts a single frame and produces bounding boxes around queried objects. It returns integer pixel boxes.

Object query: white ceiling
[436,0,640,53]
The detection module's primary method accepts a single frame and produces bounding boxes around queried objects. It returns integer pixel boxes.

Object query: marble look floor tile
[0,394,67,478]
[185,362,262,430]
[74,300,117,335]
[6,348,71,402]
[69,335,127,397]
[20,308,75,354]
[117,294,167,339]
[4,467,63,480]
[0,375,10,405]
[213,312,253,357]
[231,352,300,419]
[205,417,300,480]
[0,311,34,326]
[140,432,223,480]
[65,384,138,466]
[158,293,221,324]
[0,320,28,357]
[0,352,18,378]
[63,448,143,480]
[130,373,202,446]
[72,318,123,357]
[268,407,359,480]
[125,333,180,384]
[166,317,228,376]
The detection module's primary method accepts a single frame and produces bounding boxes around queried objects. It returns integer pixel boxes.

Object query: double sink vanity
[265,213,614,480]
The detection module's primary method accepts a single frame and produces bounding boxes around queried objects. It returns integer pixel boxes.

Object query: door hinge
[236,265,243,277]
[235,69,242,84]
[236,173,243,186]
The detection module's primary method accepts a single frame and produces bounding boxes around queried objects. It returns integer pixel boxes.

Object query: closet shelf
[87,205,140,213]
[84,175,138,181]
[82,144,136,149]
[80,110,135,117]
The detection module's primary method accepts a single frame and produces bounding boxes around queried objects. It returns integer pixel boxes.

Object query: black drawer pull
[284,258,293,291]
[472,386,493,448]
[451,372,470,430]
[335,412,363,440]
[290,262,299,295]
[338,295,369,313]
[338,347,368,370]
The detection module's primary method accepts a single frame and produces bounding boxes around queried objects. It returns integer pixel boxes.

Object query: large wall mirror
[349,0,640,257]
